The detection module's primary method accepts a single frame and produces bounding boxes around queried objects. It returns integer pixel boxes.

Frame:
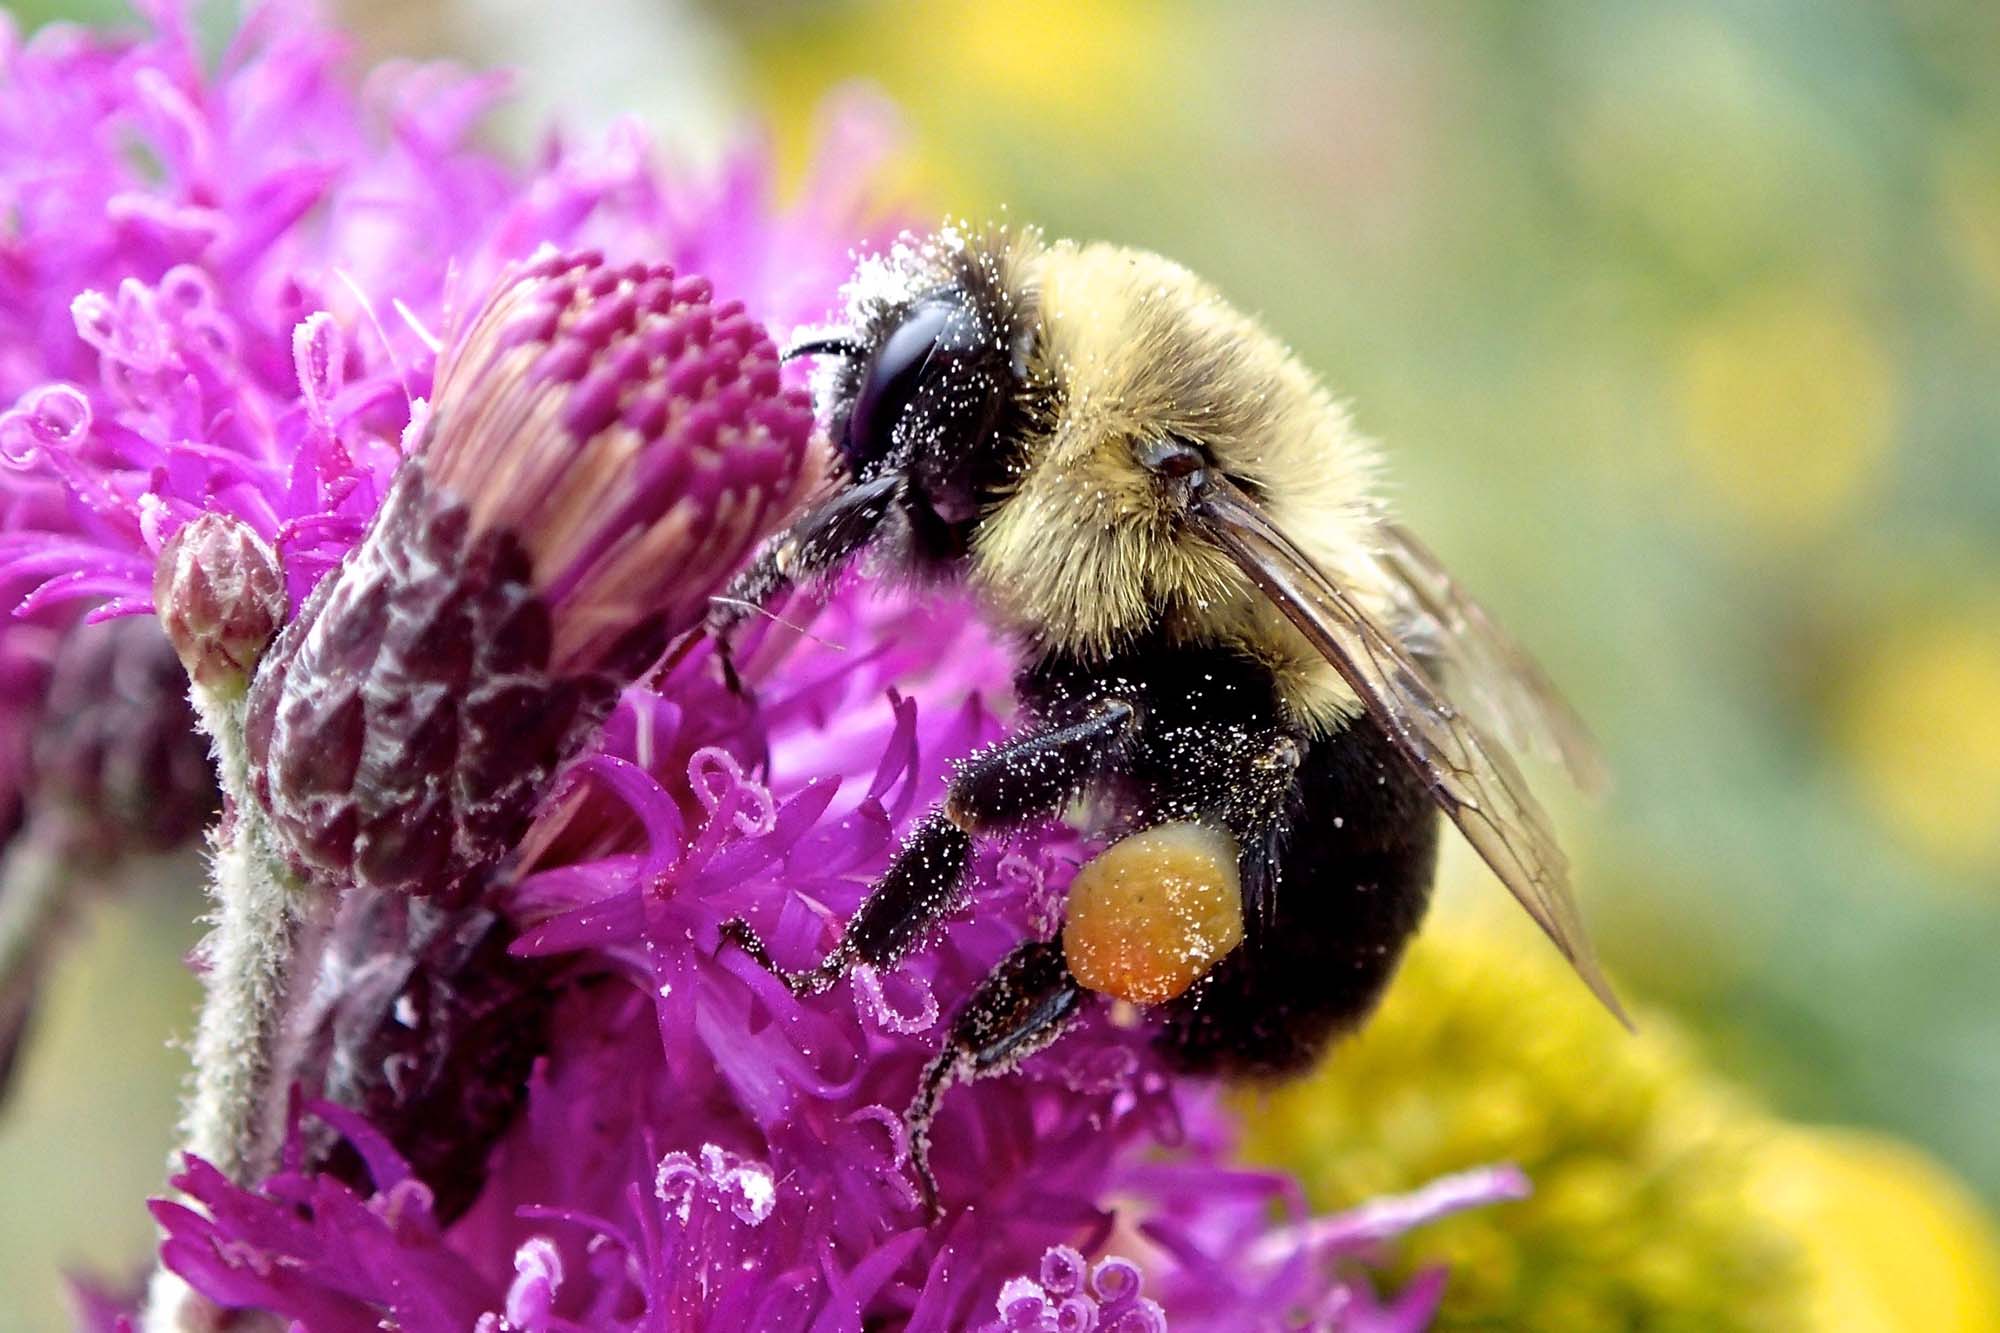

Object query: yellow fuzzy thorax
[959,234,1391,736]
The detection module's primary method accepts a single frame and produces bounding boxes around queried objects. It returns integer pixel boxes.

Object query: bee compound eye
[1135,437,1208,482]
[844,297,964,475]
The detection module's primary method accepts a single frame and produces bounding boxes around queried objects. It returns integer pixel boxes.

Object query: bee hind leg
[904,936,1085,1219]
[719,697,1137,996]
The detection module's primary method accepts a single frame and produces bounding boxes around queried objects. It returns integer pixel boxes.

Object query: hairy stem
[181,812,306,1179]
[144,685,316,1333]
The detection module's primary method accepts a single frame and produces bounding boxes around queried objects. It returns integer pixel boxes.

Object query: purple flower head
[421,249,814,673]
[0,0,892,862]
[0,4,1528,1330]
[238,250,813,897]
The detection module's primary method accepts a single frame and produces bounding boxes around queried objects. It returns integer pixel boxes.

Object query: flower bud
[31,616,217,852]
[245,251,814,896]
[153,513,287,694]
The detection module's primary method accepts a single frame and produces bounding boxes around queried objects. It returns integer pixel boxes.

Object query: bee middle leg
[719,698,1137,995]
[896,722,1307,1217]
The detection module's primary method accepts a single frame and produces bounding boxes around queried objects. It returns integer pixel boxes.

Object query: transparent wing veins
[1374,521,1608,795]
[1192,481,1630,1028]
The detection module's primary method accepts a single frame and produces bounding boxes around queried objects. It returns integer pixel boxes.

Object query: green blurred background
[3,0,1999,1327]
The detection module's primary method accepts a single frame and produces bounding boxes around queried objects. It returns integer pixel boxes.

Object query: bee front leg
[904,937,1084,1218]
[720,698,1136,995]
[705,473,900,696]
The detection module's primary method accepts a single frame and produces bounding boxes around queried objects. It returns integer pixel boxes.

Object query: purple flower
[143,575,1520,1330]
[240,250,814,897]
[0,4,1529,1330]
[0,0,891,833]
[0,0,893,625]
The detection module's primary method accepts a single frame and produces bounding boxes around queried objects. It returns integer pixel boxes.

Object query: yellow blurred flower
[1834,610,2000,876]
[1676,282,1895,542]
[1237,912,2000,1330]
[913,0,1164,120]
[733,0,1181,215]
[1757,1126,2000,1333]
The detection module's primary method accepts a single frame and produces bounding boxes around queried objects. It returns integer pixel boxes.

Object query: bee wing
[1191,479,1631,1027]
[1373,521,1609,796]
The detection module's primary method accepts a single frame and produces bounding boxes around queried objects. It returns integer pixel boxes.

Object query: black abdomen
[1156,709,1438,1076]
[1016,640,1441,1079]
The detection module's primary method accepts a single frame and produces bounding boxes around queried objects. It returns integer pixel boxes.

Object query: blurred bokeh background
[3,0,1998,1327]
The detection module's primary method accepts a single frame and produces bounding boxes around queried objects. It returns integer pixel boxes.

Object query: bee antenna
[706,596,848,652]
[782,334,868,364]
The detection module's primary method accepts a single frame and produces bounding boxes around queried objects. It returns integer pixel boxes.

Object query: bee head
[846,291,1017,525]
[786,230,1043,562]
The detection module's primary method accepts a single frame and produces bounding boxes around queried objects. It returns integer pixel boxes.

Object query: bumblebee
[717,225,1624,1211]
